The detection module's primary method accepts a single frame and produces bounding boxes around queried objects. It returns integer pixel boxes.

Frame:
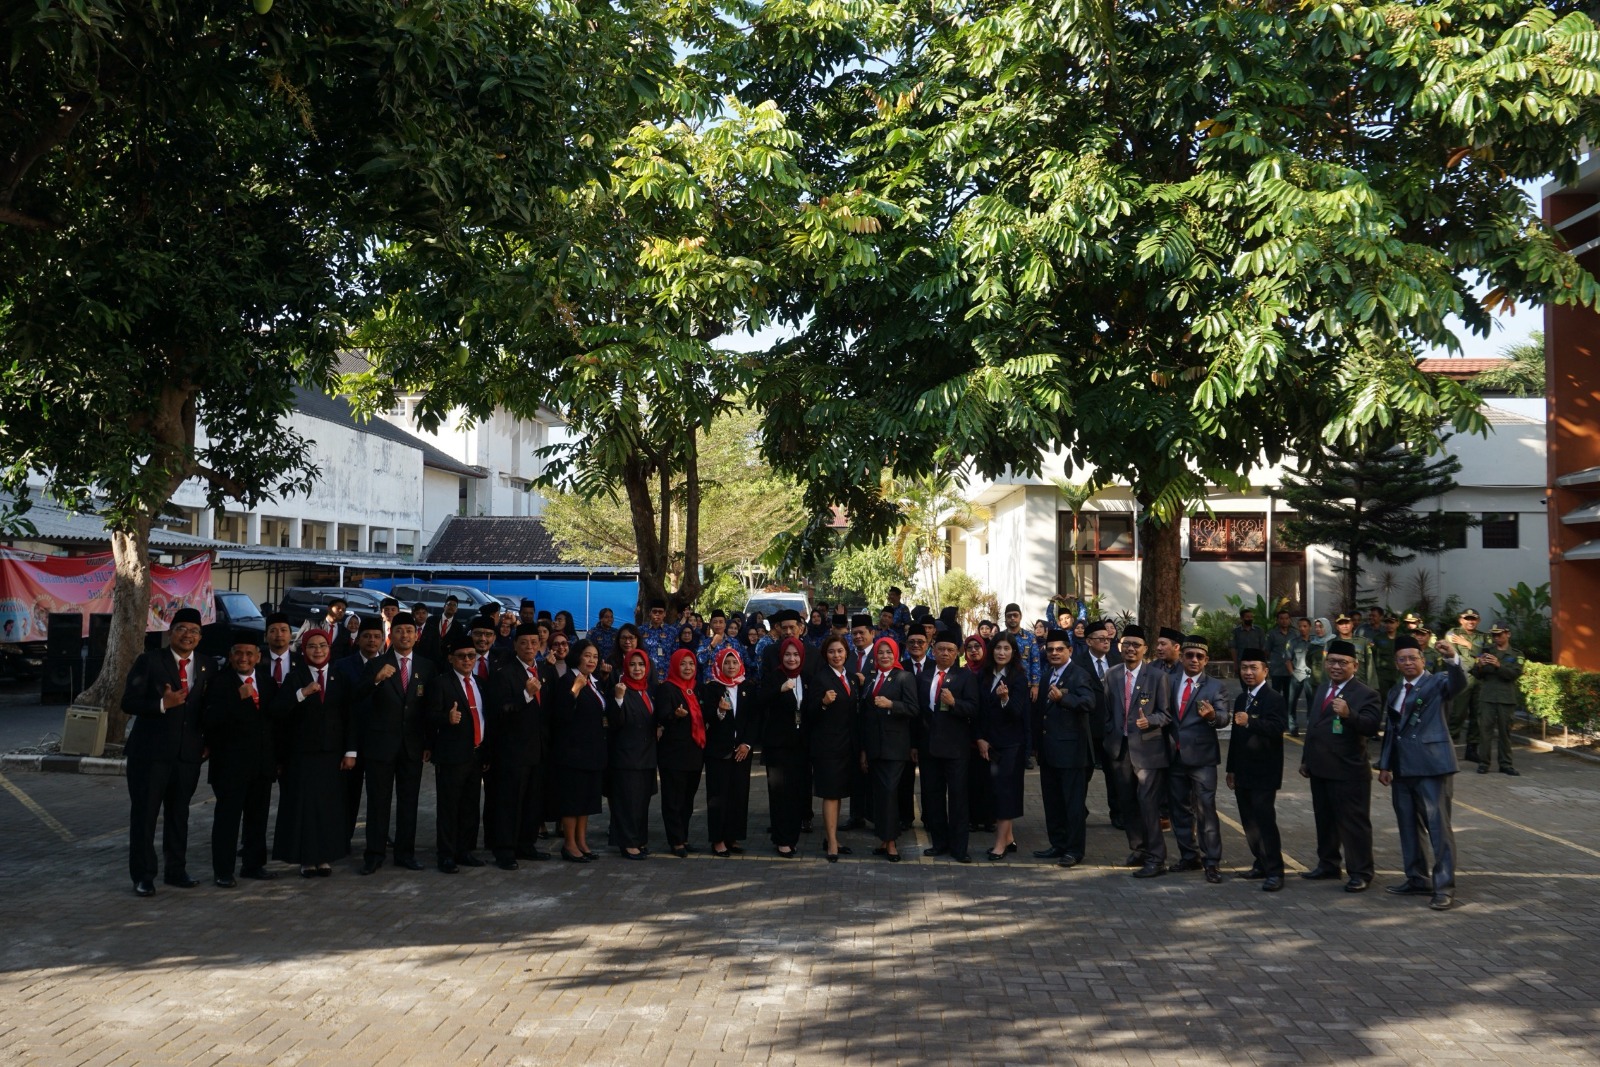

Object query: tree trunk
[622,455,668,622]
[675,429,703,613]
[1343,547,1360,612]
[1137,512,1183,631]
[77,512,155,744]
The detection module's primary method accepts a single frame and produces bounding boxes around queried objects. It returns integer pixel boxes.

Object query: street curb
[0,753,126,775]
[1512,731,1600,765]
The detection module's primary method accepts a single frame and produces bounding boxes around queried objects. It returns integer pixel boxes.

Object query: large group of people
[123,592,1520,913]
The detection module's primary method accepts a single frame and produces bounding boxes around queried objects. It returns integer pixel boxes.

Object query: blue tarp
[360,576,640,628]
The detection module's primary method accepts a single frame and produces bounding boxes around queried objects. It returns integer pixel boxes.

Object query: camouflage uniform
[1471,638,1523,774]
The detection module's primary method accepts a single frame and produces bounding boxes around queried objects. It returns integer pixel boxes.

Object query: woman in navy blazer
[552,640,608,863]
[978,634,1031,860]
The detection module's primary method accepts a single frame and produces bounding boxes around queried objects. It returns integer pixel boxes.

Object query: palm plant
[1051,477,1104,599]
[886,469,988,608]
[1472,332,1545,397]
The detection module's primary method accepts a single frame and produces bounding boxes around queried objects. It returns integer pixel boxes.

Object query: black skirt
[989,745,1026,821]
[556,766,603,817]
[271,753,346,865]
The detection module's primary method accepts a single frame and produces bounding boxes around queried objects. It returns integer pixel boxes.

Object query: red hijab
[712,646,747,687]
[623,648,653,711]
[777,637,806,680]
[666,647,705,748]
[871,635,901,675]
[963,635,989,672]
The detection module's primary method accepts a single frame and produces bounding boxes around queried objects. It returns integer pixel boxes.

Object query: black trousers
[1038,762,1088,860]
[363,756,423,861]
[1169,762,1222,865]
[967,751,995,828]
[1233,786,1282,876]
[1309,775,1373,881]
[434,761,482,863]
[898,758,917,827]
[127,757,201,884]
[485,761,543,861]
[920,753,970,857]
[765,754,807,847]
[659,766,701,846]
[871,759,907,842]
[341,759,364,855]
[1107,750,1149,855]
[1087,725,1120,821]
[211,771,272,879]
[609,768,654,849]
[1392,774,1456,891]
[848,758,872,823]
[705,757,752,844]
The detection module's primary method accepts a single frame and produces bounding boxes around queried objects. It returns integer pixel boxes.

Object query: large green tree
[741,0,1600,628]
[0,1,632,732]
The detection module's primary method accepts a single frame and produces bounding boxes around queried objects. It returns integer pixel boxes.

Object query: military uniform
[1471,635,1524,774]
[1445,617,1488,753]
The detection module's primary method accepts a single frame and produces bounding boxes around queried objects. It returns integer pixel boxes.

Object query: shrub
[1519,662,1600,731]
[1492,582,1552,663]
[1190,607,1238,656]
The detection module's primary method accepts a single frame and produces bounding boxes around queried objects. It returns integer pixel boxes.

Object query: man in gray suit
[1166,635,1228,883]
[1103,625,1174,878]
[1378,633,1467,911]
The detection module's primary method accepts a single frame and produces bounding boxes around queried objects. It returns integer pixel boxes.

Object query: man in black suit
[349,616,436,874]
[202,636,279,887]
[333,616,387,854]
[430,633,490,872]
[485,623,552,869]
[468,612,503,681]
[1102,624,1173,878]
[121,606,213,896]
[260,612,299,703]
[1226,648,1288,891]
[917,629,978,862]
[418,595,462,667]
[1299,638,1383,892]
[1166,635,1229,883]
[1034,629,1097,867]
[1071,620,1121,830]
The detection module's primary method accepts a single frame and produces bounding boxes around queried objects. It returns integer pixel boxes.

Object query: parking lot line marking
[1215,808,1307,872]
[0,769,76,842]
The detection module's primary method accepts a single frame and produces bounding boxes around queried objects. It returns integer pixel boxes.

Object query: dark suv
[278,586,388,627]
[389,584,500,614]
[198,591,267,661]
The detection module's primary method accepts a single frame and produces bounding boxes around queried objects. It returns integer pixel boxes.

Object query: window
[1189,514,1271,559]
[1058,511,1136,598]
[1439,512,1470,550]
[1482,512,1519,549]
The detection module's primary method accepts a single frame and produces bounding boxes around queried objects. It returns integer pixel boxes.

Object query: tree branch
[2,95,92,212]
[0,206,53,230]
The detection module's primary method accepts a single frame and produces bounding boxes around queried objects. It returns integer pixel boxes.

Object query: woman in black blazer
[759,638,808,857]
[270,629,347,876]
[805,635,857,861]
[703,646,758,856]
[656,649,706,858]
[552,640,608,863]
[859,636,919,860]
[606,648,658,859]
[978,634,1031,861]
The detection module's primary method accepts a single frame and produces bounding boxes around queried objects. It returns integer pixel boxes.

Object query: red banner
[0,550,215,640]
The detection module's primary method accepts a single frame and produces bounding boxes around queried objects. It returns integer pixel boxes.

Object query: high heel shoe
[560,848,589,863]
[825,852,839,863]
[985,850,1006,861]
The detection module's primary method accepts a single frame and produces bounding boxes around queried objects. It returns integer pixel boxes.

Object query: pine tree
[1280,436,1472,609]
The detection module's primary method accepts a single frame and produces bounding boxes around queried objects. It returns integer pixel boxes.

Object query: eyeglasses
[1182,651,1207,659]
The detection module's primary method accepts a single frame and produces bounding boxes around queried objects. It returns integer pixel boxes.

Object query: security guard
[1332,614,1377,688]
[1445,609,1488,761]
[1371,614,1400,694]
[1471,623,1524,776]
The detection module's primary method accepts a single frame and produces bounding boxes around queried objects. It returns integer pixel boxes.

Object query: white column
[197,509,216,540]
[289,517,304,549]
[246,512,262,546]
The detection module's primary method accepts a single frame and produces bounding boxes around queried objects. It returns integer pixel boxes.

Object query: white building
[956,398,1549,622]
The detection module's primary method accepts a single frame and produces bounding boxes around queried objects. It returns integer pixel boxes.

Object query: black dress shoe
[952,854,972,864]
[316,866,332,877]
[1300,867,1341,880]
[1204,866,1222,884]
[359,859,382,876]
[671,846,688,859]
[872,846,889,856]
[560,848,589,863]
[133,880,155,897]
[438,861,459,874]
[1133,863,1166,879]
[397,857,425,871]
[683,843,700,853]
[621,849,647,861]
[1123,852,1146,868]
[1110,816,1126,831]
[1056,855,1079,869]
[496,858,520,871]
[1501,768,1521,776]
[1172,858,1204,872]
[214,877,237,888]
[1005,842,1017,853]
[1032,846,1066,859]
[1386,882,1431,895]
[775,847,797,858]
[1344,877,1371,892]
[239,868,276,880]
[712,848,732,858]
[457,854,485,868]
[582,851,599,861]
[1262,876,1284,892]
[1238,866,1266,880]
[164,875,199,889]
[835,845,853,855]
[1429,893,1457,911]
[300,867,318,878]
[924,846,948,857]
[826,852,839,863]
[987,851,1007,862]
[886,851,901,862]
[728,845,745,854]
[1289,729,1300,737]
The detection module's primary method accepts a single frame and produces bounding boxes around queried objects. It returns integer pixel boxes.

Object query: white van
[742,592,810,619]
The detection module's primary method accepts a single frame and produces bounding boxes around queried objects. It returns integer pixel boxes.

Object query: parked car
[494,594,521,615]
[277,586,387,628]
[742,591,810,621]
[389,584,501,614]
[199,590,266,661]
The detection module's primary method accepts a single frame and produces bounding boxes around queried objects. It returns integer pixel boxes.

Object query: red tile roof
[1417,357,1509,381]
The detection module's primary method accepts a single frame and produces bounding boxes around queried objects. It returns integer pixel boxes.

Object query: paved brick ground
[1,736,1598,1065]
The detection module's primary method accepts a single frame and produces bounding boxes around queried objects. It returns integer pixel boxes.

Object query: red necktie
[527,665,540,705]
[465,677,482,745]
[177,657,190,693]
[1180,678,1193,720]
[245,675,258,708]
[273,656,284,684]
[838,671,850,696]
[315,668,325,703]
[399,656,410,690]
[1321,684,1340,714]
[1401,682,1413,716]
[874,672,886,696]
[933,670,945,706]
